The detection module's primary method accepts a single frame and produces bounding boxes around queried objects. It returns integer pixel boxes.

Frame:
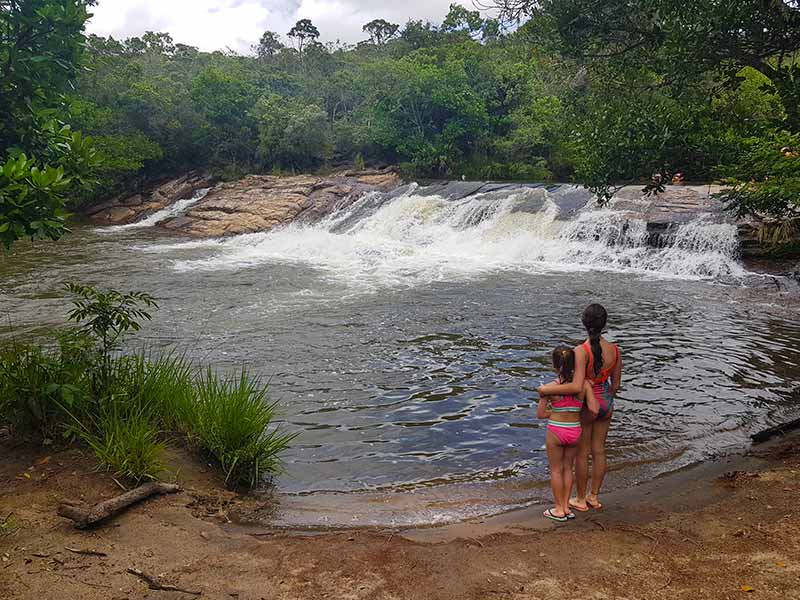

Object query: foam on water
[97,187,211,232]
[139,186,744,286]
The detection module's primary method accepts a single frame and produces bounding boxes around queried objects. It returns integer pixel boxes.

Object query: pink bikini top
[550,393,583,413]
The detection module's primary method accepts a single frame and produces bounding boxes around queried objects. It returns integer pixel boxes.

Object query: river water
[1,185,799,527]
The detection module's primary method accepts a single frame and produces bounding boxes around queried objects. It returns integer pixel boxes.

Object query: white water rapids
[133,185,745,287]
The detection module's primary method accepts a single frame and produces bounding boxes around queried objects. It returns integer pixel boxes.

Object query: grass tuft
[194,368,297,488]
[78,402,166,483]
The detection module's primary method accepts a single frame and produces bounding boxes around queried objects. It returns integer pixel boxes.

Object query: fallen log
[750,416,800,444]
[58,482,181,529]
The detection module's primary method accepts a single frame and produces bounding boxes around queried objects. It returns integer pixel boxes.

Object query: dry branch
[127,567,201,595]
[65,547,107,557]
[57,482,180,529]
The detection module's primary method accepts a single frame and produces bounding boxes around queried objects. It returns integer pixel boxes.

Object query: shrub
[0,338,91,437]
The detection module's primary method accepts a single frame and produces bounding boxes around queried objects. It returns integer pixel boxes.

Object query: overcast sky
[86,1,498,53]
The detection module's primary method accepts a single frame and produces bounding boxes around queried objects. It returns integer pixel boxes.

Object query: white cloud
[86,0,497,53]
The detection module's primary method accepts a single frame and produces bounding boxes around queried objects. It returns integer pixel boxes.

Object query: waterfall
[147,186,744,284]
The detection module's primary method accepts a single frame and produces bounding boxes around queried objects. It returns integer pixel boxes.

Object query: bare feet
[586,494,603,509]
[569,498,590,512]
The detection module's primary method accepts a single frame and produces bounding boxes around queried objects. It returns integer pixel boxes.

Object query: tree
[362,19,399,45]
[400,20,443,49]
[141,31,175,55]
[190,66,258,167]
[288,19,320,55]
[0,0,100,248]
[442,3,484,35]
[254,94,332,170]
[254,30,284,61]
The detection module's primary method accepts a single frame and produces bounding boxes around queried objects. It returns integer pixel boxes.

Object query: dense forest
[1,0,799,248]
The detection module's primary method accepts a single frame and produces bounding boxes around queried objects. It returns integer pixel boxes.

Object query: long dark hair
[582,304,608,377]
[552,346,576,383]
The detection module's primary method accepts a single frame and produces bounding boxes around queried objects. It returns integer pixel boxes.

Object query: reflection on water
[1,190,799,526]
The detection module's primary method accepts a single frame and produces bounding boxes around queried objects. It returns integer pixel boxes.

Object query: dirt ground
[1,436,799,600]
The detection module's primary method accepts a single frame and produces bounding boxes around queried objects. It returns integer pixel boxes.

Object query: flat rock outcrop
[113,169,401,237]
[87,172,215,225]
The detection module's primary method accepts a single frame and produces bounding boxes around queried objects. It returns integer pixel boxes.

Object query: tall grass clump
[193,369,297,488]
[75,402,166,483]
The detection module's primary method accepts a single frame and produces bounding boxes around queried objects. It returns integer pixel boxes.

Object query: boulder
[87,172,216,225]
[159,172,401,237]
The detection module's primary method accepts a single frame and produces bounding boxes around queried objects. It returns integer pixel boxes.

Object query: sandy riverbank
[1,435,798,599]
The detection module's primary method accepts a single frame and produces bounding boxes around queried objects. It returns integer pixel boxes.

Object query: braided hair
[581,304,608,378]
[552,346,576,384]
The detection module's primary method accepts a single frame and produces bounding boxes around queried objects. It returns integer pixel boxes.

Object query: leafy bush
[716,132,800,219]
[0,338,92,437]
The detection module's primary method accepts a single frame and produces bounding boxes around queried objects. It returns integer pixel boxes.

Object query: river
[1,184,798,527]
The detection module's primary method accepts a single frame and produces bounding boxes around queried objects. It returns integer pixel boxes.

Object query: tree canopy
[2,1,799,249]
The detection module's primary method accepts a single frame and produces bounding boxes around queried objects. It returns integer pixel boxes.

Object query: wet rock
[160,170,401,237]
[87,172,216,225]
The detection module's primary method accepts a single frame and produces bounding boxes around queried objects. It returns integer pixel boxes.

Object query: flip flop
[569,499,590,512]
[586,497,603,509]
[566,512,576,520]
[543,508,568,522]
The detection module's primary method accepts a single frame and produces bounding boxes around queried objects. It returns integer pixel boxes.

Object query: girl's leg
[588,416,612,507]
[545,430,567,518]
[562,444,579,516]
[571,418,593,511]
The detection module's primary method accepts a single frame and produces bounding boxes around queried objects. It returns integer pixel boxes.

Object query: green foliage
[193,369,297,488]
[0,284,295,488]
[57,3,799,221]
[0,154,71,248]
[717,132,800,218]
[288,19,320,54]
[255,31,284,60]
[487,0,800,214]
[0,0,100,247]
[77,402,166,483]
[362,19,399,45]
[254,94,332,169]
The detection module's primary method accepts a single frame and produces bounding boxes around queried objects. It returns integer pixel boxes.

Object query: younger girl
[537,346,599,522]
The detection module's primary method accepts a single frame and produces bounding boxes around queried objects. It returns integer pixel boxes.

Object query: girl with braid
[537,346,599,522]
[538,304,622,511]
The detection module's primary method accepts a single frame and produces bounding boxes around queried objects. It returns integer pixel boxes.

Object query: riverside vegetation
[1,1,799,251]
[0,283,296,488]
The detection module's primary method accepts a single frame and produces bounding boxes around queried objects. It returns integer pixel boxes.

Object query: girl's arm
[536,395,551,420]
[537,344,587,397]
[609,347,623,396]
[583,381,600,416]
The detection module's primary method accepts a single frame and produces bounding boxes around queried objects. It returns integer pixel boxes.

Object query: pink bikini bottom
[547,421,582,447]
